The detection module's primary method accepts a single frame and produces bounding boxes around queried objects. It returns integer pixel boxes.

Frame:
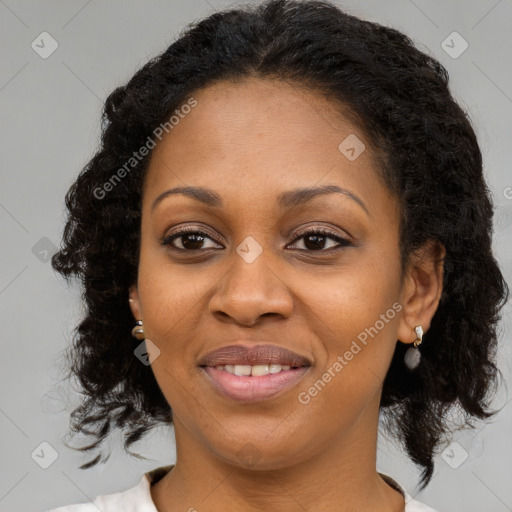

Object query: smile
[202,365,309,402]
[213,363,291,376]
[198,343,312,402]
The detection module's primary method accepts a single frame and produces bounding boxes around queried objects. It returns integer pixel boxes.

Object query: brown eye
[287,228,352,252]
[161,226,352,253]
[162,227,223,251]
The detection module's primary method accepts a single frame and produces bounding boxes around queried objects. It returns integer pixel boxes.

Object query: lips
[198,344,311,368]
[198,343,311,402]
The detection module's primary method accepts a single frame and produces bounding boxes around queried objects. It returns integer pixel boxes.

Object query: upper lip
[198,344,312,368]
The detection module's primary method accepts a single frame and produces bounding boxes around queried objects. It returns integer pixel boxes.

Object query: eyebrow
[151,184,369,216]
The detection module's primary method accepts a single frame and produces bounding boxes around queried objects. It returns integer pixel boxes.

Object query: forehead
[143,77,389,212]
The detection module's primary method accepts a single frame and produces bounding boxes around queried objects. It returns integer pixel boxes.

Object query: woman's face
[129,77,437,469]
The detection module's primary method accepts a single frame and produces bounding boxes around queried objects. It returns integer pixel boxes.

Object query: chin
[204,427,317,472]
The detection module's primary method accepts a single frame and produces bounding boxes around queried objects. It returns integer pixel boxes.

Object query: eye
[287,227,352,252]
[161,226,352,253]
[161,227,223,251]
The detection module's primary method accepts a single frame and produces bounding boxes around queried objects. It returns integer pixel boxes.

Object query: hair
[51,0,508,489]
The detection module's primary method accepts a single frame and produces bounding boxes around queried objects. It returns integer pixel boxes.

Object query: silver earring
[131,320,145,340]
[404,325,423,370]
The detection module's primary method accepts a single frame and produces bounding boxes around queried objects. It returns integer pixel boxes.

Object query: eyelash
[161,226,352,253]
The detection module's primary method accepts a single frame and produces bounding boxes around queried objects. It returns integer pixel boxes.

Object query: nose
[209,248,294,327]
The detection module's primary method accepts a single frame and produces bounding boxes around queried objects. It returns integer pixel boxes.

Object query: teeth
[234,365,252,376]
[213,364,293,376]
[269,364,282,374]
[251,364,270,376]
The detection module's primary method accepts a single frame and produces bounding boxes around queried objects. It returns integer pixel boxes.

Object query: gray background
[1,1,511,511]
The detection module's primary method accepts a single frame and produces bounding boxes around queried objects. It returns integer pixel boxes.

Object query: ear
[128,284,142,321]
[397,239,446,344]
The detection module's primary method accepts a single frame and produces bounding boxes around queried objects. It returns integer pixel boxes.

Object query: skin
[128,76,445,512]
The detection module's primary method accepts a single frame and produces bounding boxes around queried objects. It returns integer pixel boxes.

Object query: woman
[46,0,508,510]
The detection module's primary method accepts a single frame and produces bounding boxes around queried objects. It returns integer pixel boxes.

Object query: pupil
[179,233,328,250]
[304,234,325,250]
[182,234,204,250]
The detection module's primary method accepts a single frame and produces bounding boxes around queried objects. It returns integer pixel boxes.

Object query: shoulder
[379,473,439,512]
[405,496,439,511]
[43,470,161,512]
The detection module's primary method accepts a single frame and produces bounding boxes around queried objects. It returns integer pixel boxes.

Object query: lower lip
[202,366,310,402]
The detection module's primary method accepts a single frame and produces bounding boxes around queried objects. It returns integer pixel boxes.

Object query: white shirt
[45,466,438,512]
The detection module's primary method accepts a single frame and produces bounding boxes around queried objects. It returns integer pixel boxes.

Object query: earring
[131,320,145,340]
[404,325,423,370]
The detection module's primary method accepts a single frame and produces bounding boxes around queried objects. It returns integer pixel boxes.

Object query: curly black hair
[51,0,509,488]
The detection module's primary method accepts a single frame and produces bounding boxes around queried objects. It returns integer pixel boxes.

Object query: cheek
[305,247,401,336]
[296,293,401,434]
[302,248,402,386]
[135,246,205,375]
[136,237,214,339]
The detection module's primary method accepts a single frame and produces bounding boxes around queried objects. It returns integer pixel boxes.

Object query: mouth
[198,344,312,402]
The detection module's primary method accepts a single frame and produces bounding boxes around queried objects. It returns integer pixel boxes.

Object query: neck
[150,400,404,512]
